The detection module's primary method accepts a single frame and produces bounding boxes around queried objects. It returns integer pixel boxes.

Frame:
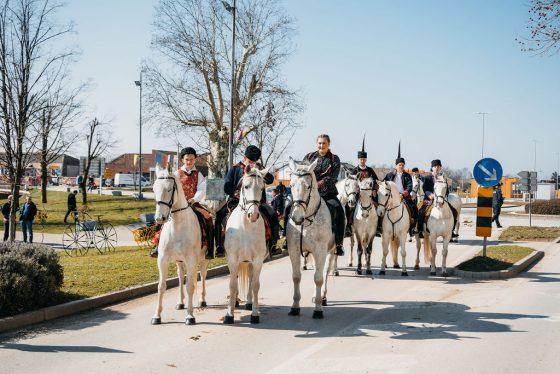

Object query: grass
[56,246,227,303]
[499,226,560,242]
[457,245,535,272]
[26,189,155,234]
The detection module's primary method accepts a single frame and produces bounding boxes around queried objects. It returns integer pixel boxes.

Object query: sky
[58,0,560,178]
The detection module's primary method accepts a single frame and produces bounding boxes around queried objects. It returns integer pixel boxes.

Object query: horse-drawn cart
[129,213,158,249]
[62,211,118,256]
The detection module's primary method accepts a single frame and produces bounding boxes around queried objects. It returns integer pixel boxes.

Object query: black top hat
[395,140,405,164]
[431,159,442,168]
[411,167,419,172]
[358,135,367,158]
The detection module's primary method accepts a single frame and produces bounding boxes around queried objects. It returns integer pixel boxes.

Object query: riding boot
[150,245,158,258]
[417,205,426,239]
[205,223,215,260]
[376,219,382,237]
[345,205,354,237]
[450,204,459,238]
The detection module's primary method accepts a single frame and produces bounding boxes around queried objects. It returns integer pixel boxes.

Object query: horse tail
[390,239,398,264]
[237,262,251,301]
[423,235,432,264]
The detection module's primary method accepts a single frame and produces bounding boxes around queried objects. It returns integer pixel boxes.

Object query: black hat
[431,159,442,167]
[411,167,419,172]
[180,147,197,159]
[357,135,367,159]
[395,140,405,164]
[244,145,261,162]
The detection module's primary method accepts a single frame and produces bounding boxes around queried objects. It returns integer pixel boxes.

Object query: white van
[114,173,151,187]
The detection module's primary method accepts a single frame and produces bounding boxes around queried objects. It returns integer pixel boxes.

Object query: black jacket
[68,193,77,209]
[493,189,504,209]
[19,202,37,221]
[304,151,341,198]
[224,162,274,202]
[384,170,413,194]
[2,202,10,219]
[271,194,285,216]
[351,166,378,181]
[422,174,449,200]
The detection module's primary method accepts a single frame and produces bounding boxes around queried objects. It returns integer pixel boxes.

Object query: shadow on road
[519,271,560,283]
[0,342,131,353]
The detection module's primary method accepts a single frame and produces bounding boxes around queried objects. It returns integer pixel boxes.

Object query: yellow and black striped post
[476,186,493,256]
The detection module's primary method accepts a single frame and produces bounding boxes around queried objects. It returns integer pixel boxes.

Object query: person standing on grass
[2,195,13,241]
[492,183,504,228]
[64,190,78,223]
[19,195,37,243]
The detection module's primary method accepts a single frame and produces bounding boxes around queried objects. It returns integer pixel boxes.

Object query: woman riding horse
[283,134,345,256]
[214,145,281,258]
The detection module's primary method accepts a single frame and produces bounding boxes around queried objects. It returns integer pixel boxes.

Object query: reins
[156,176,190,219]
[378,184,405,240]
[290,171,323,257]
[239,173,262,215]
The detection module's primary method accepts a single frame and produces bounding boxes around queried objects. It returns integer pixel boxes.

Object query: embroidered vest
[178,169,198,201]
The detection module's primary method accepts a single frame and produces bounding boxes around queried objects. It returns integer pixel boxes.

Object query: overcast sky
[59,0,559,178]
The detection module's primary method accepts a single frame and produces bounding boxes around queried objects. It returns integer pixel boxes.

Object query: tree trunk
[9,182,20,242]
[81,178,88,205]
[208,130,229,178]
[41,160,48,204]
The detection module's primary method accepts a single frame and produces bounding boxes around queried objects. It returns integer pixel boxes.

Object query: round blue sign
[473,158,503,187]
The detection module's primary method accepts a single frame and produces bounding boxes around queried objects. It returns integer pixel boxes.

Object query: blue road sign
[473,158,503,187]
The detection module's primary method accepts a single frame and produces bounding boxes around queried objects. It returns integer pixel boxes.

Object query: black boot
[336,244,344,256]
[150,246,158,258]
[215,245,225,258]
[205,247,214,260]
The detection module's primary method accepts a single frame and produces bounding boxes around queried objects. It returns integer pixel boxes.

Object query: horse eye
[244,185,249,189]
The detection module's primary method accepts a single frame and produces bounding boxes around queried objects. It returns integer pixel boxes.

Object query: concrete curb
[452,250,544,280]
[0,251,288,334]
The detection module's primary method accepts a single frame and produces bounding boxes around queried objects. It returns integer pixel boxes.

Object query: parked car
[114,173,151,188]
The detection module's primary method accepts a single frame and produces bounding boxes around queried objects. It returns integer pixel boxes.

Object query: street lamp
[555,152,559,193]
[134,71,143,199]
[475,112,488,158]
[223,0,236,170]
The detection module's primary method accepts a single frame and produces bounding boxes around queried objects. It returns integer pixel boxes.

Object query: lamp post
[555,152,559,193]
[134,71,143,199]
[223,0,236,169]
[475,112,488,158]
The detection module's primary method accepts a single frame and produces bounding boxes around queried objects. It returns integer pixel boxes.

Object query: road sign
[206,178,225,201]
[104,168,114,178]
[473,158,503,187]
[476,186,493,238]
[517,170,537,191]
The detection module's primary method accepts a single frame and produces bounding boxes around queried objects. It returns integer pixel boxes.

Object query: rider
[416,159,458,238]
[214,145,281,259]
[346,137,378,235]
[383,145,418,235]
[283,134,345,256]
[150,147,214,259]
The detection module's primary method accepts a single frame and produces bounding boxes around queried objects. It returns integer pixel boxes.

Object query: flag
[133,154,138,168]
[166,154,174,167]
[154,152,162,166]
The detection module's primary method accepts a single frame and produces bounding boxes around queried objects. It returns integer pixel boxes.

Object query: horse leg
[348,233,355,267]
[399,234,408,276]
[429,234,437,276]
[199,259,209,307]
[442,236,450,277]
[250,263,263,324]
[288,250,302,316]
[176,261,186,310]
[313,251,327,319]
[151,258,169,325]
[414,234,421,270]
[321,252,336,307]
[379,234,389,275]
[391,239,400,268]
[224,262,239,324]
[366,241,373,275]
[246,263,254,310]
[185,259,197,325]
[356,239,363,275]
[303,253,308,271]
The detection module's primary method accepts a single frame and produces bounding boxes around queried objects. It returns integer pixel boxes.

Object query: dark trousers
[21,220,33,243]
[345,204,354,232]
[3,220,9,241]
[191,203,214,255]
[417,201,458,234]
[64,207,77,223]
[492,208,501,227]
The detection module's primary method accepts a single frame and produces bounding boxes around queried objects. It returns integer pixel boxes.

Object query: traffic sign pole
[518,171,537,227]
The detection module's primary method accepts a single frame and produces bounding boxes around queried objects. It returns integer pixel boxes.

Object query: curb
[0,251,288,334]
[452,250,544,280]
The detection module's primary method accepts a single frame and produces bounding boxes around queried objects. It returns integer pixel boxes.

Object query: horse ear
[289,157,296,172]
[345,170,352,179]
[155,163,161,175]
[166,162,173,174]
[246,164,252,174]
[260,166,270,175]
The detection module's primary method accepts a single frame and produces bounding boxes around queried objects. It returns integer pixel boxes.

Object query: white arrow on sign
[478,164,497,181]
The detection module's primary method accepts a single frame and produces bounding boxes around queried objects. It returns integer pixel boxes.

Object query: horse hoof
[401,272,408,277]
[288,308,300,316]
[393,264,401,269]
[151,317,161,325]
[442,271,449,277]
[321,298,327,306]
[334,270,340,276]
[200,301,207,308]
[366,269,373,275]
[245,303,253,311]
[430,271,436,276]
[175,303,185,310]
[312,311,324,319]
[303,265,307,270]
[235,300,240,308]
[414,265,420,270]
[379,270,386,275]
[356,269,362,275]
[408,238,412,242]
[185,317,196,325]
[250,315,260,324]
[223,315,234,324]
[348,263,353,267]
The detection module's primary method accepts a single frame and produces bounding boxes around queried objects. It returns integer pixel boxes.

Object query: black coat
[384,170,413,194]
[304,151,341,198]
[19,202,37,221]
[224,162,274,202]
[493,189,504,210]
[68,193,77,209]
[271,194,285,216]
[1,202,10,219]
[422,174,449,200]
[351,166,378,181]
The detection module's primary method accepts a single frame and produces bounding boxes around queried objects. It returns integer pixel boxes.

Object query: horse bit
[156,176,189,219]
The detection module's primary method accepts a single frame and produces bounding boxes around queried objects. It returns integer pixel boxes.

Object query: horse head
[434,175,448,208]
[358,177,374,218]
[376,180,389,217]
[344,171,359,208]
[241,164,269,223]
[289,157,318,225]
[153,163,179,224]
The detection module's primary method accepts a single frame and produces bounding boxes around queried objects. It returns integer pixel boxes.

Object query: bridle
[239,173,262,214]
[344,179,358,203]
[290,171,323,257]
[377,183,405,240]
[156,176,189,219]
[433,179,449,207]
[358,185,374,213]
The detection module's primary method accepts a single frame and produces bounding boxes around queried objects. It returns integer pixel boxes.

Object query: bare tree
[518,0,560,55]
[146,0,300,177]
[0,0,74,240]
[79,118,117,205]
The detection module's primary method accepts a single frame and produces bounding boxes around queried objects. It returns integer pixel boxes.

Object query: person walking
[2,195,13,241]
[19,195,37,243]
[64,190,78,223]
[492,183,504,228]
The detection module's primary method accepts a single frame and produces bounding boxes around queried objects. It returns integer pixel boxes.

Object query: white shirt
[175,165,206,203]
[395,172,404,193]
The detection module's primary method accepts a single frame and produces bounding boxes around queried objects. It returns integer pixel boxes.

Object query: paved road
[1,210,560,373]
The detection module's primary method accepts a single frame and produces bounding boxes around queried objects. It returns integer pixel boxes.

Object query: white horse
[286,158,336,318]
[336,172,359,268]
[223,165,270,324]
[423,176,455,277]
[376,180,411,276]
[151,164,209,325]
[353,177,378,275]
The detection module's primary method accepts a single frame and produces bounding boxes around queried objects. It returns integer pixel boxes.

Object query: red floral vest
[178,169,198,201]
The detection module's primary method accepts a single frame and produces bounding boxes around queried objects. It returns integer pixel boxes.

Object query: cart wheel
[94,223,118,253]
[62,225,90,256]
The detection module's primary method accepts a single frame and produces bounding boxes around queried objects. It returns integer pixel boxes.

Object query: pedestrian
[64,190,78,223]
[19,195,37,243]
[2,195,13,241]
[271,186,285,219]
[492,183,504,228]
[76,175,83,193]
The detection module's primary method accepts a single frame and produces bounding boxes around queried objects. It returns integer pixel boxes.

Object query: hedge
[525,199,560,215]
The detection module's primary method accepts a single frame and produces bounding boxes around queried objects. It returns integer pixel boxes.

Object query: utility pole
[476,112,488,158]
[223,0,236,170]
[134,71,143,199]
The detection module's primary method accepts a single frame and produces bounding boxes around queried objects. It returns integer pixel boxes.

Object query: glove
[402,191,410,199]
[317,180,325,189]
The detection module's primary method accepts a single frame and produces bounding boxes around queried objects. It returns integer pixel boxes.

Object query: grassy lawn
[56,246,227,303]
[457,245,535,272]
[499,226,560,242]
[27,189,155,234]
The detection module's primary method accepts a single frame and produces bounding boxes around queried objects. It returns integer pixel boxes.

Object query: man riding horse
[416,159,459,239]
[151,147,215,259]
[283,134,346,256]
[214,145,281,259]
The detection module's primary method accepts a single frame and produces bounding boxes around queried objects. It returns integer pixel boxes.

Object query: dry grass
[499,226,560,242]
[457,245,534,272]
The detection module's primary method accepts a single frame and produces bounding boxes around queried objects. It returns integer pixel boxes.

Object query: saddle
[153,206,210,250]
[403,200,416,227]
[219,207,273,244]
